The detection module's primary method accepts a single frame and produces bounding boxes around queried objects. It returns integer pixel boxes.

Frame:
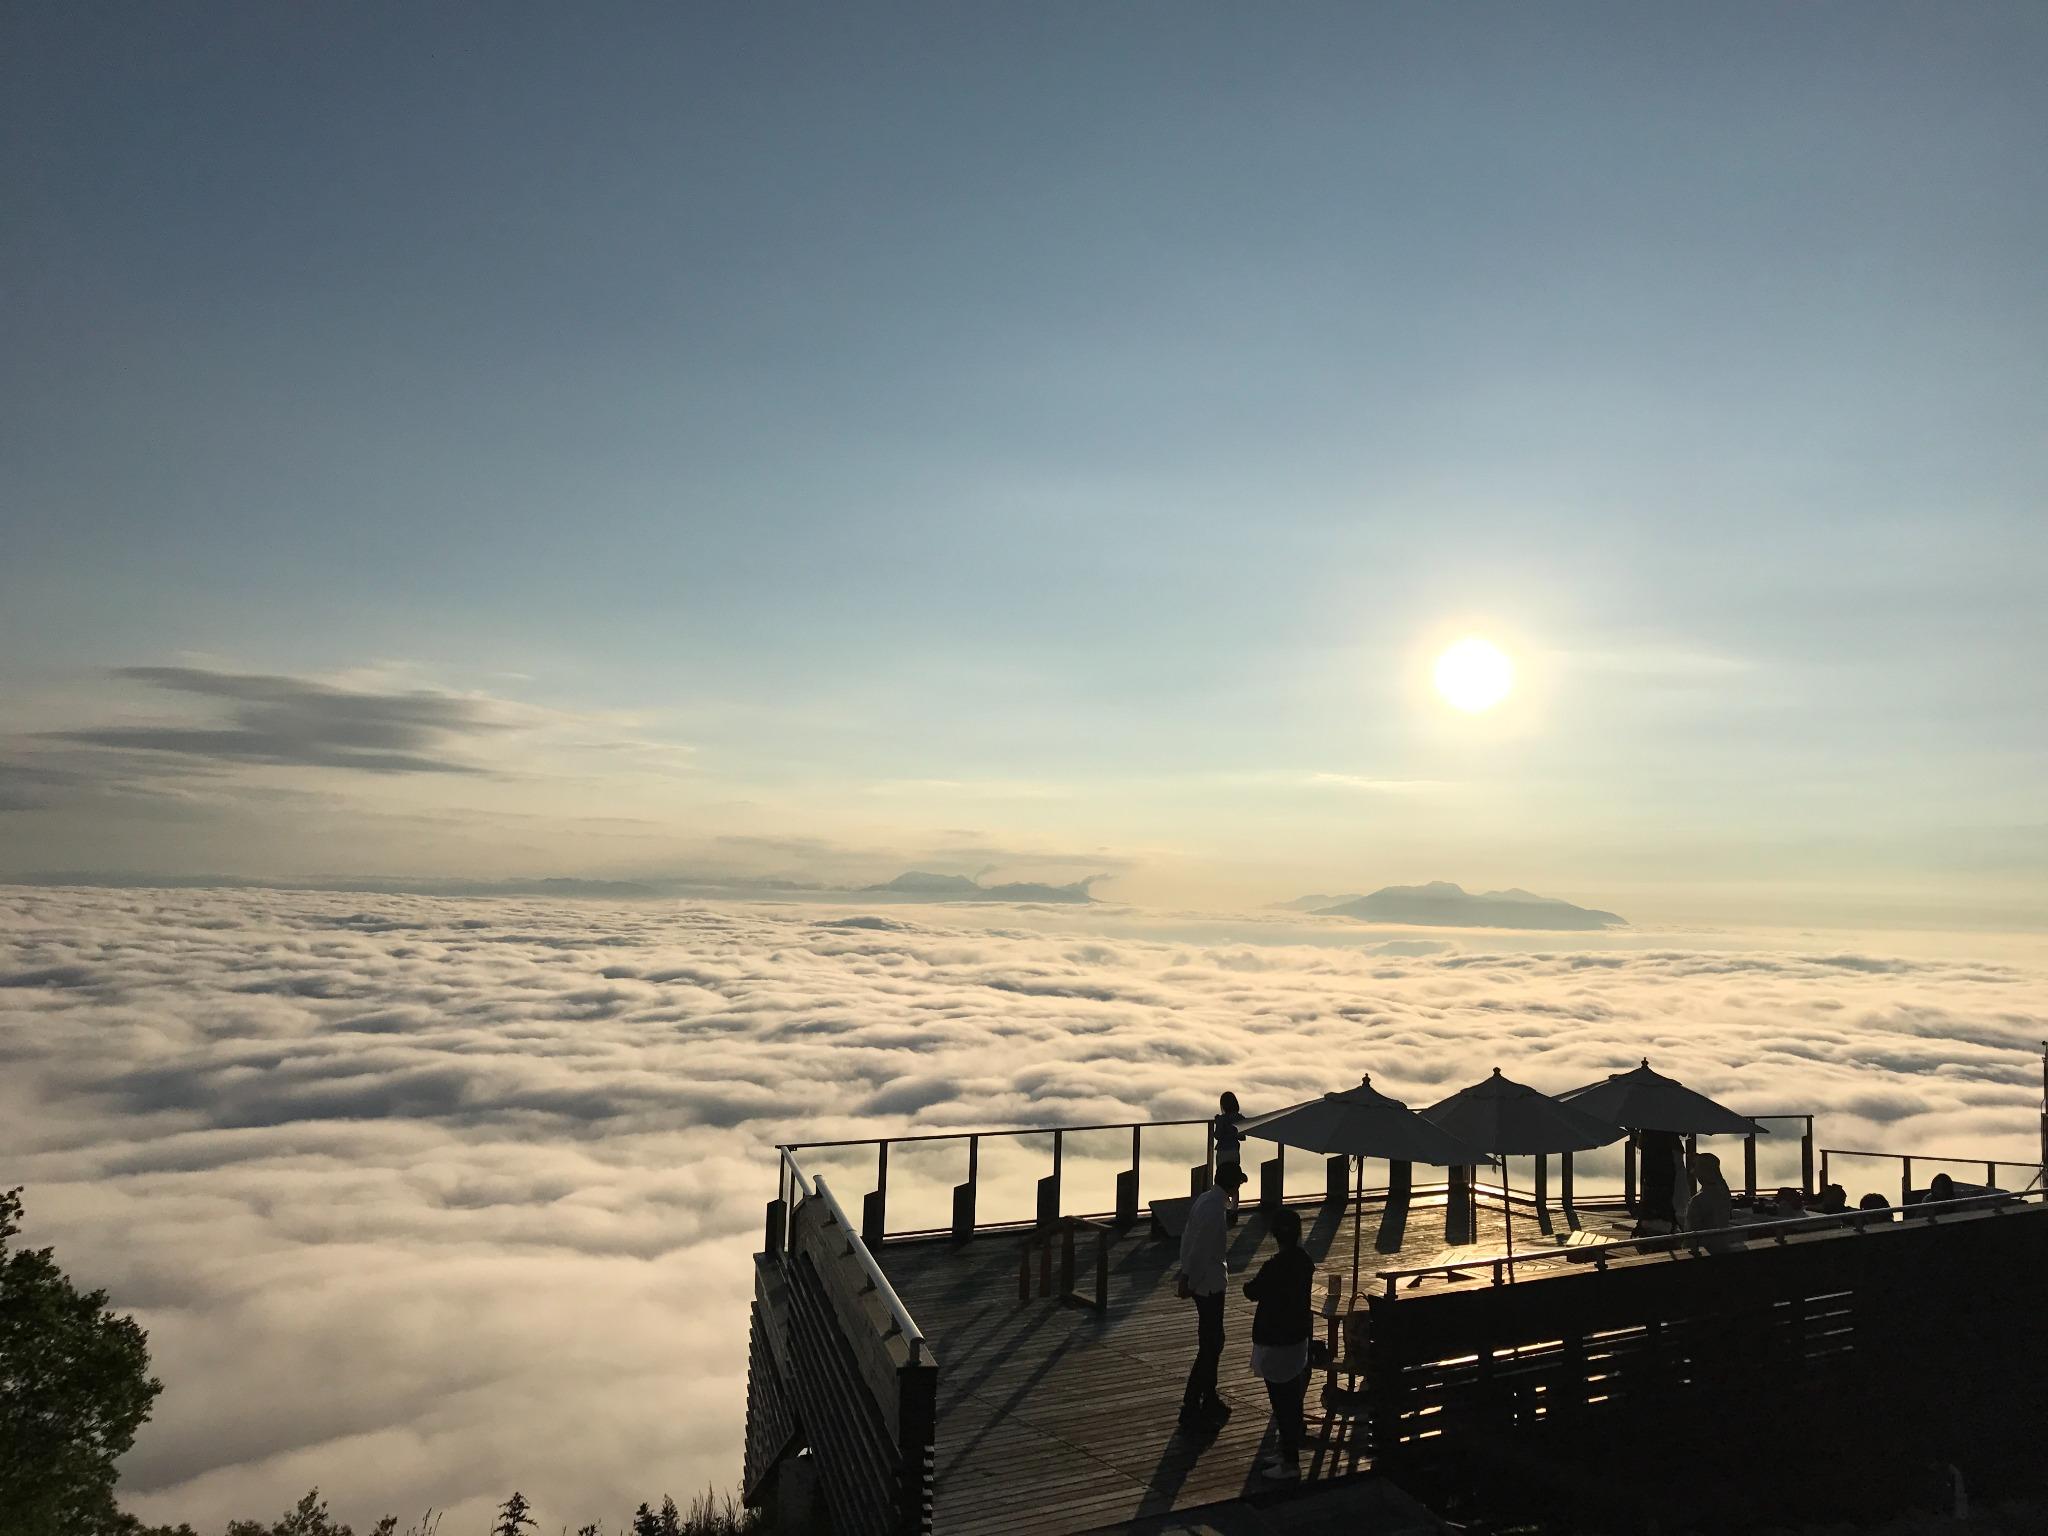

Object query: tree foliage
[491,1491,537,1536]
[0,1186,165,1536]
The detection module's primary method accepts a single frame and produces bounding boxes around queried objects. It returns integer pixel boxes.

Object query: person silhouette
[1213,1092,1246,1210]
[1177,1163,1245,1430]
[1243,1205,1313,1482]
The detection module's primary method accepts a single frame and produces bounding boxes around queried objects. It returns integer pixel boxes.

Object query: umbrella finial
[1641,1056,1650,1068]
[1491,1066,1503,1076]
[1360,1073,1371,1087]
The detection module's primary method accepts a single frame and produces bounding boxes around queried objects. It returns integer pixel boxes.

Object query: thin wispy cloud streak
[2,887,2043,1529]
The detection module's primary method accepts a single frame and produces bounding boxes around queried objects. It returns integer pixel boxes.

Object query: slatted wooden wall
[746,1193,938,1534]
[1364,1205,2048,1491]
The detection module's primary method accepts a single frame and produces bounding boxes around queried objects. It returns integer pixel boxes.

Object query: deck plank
[877,1195,1611,1533]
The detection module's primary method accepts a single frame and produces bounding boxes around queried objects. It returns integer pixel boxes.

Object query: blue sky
[3,3,2044,924]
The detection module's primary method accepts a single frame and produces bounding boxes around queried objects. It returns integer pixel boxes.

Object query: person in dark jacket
[1242,1204,1314,1481]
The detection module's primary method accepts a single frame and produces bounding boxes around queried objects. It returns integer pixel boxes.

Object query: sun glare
[1434,636,1514,712]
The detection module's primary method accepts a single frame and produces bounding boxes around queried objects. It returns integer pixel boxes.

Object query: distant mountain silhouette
[862,871,1097,904]
[1269,892,1365,912]
[1305,881,1625,930]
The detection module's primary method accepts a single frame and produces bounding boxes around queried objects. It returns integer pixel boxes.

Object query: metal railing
[774,1107,1821,1249]
[782,1117,1223,1245]
[1818,1146,2045,1208]
[777,1146,929,1365]
[1371,1185,2048,1298]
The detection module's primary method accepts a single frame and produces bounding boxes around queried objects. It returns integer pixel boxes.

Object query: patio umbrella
[1421,1068,1624,1267]
[1242,1075,1488,1299]
[1556,1058,1763,1136]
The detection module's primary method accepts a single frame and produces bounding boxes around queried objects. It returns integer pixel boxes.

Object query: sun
[1434,636,1514,712]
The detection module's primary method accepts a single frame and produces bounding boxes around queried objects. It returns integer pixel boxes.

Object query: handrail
[1372,1186,2048,1298]
[782,1116,1210,1152]
[781,1148,929,1365]
[1820,1146,2043,1169]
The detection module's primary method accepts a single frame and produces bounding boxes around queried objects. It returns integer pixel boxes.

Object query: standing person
[1243,1205,1314,1482]
[1177,1164,1243,1430]
[1213,1092,1246,1210]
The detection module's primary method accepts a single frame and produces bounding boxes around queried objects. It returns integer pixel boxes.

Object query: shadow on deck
[876,1196,1571,1534]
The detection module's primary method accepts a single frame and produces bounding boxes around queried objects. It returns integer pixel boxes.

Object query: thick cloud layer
[2,887,2043,1530]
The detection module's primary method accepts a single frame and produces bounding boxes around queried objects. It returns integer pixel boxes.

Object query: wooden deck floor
[878,1195,1626,1534]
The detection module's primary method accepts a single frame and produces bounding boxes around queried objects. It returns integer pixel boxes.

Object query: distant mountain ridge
[861,871,1098,905]
[1297,881,1626,930]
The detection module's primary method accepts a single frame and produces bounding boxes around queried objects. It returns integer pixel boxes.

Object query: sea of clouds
[3,886,2044,1531]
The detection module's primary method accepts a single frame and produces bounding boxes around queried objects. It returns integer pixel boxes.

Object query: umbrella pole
[1350,1155,1362,1304]
[1503,1156,1515,1276]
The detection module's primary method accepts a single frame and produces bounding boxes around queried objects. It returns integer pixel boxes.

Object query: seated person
[1927,1172,1957,1205]
[1856,1192,1893,1225]
[1686,1153,1738,1251]
[1762,1185,1808,1217]
[1815,1184,1848,1214]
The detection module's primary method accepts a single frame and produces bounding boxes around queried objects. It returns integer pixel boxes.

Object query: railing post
[952,1135,979,1242]
[1744,1133,1758,1198]
[1445,1164,1473,1244]
[1820,1147,1829,1194]
[1037,1131,1064,1229]
[1986,1161,1997,1189]
[1624,1132,1637,1210]
[1533,1152,1551,1236]
[1901,1156,1913,1207]
[1115,1124,1140,1227]
[1326,1154,1348,1204]
[863,1141,889,1249]
[1560,1151,1575,1221]
[1801,1118,1815,1196]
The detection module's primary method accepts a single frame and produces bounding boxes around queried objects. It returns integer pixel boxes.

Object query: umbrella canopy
[1243,1075,1489,1165]
[1241,1075,1488,1301]
[1555,1058,1763,1136]
[1421,1067,1625,1155]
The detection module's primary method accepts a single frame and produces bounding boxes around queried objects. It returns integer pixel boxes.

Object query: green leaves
[0,1187,165,1536]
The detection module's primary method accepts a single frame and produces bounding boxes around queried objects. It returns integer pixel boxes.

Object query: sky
[6,886,2044,1528]
[4,3,2046,927]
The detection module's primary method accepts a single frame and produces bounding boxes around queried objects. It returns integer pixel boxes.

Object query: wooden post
[1986,1161,1998,1190]
[1260,1154,1284,1211]
[1189,1162,1211,1197]
[1038,1131,1064,1228]
[1326,1154,1348,1204]
[1114,1170,1138,1227]
[1094,1225,1110,1310]
[1445,1164,1473,1244]
[1624,1132,1638,1210]
[1533,1153,1552,1236]
[1801,1118,1815,1196]
[1560,1151,1576,1223]
[1901,1156,1914,1207]
[1059,1221,1076,1297]
[1744,1133,1758,1198]
[1377,1158,1412,1251]
[1051,1129,1064,1215]
[862,1140,889,1248]
[764,1197,787,1257]
[861,1141,888,1248]
[951,1135,979,1242]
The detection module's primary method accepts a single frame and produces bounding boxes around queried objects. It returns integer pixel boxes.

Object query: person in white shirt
[1177,1163,1243,1429]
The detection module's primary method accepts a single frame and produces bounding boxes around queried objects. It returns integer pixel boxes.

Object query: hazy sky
[4,3,2045,924]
